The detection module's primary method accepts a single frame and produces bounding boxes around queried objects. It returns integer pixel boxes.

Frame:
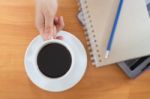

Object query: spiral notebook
[77,0,150,67]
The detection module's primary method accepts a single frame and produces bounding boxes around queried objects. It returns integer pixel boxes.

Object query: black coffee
[37,43,72,78]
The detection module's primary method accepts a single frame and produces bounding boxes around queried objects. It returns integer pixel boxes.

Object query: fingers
[59,16,65,30]
[35,8,64,40]
[51,16,65,40]
[44,12,55,39]
[54,17,59,25]
[54,16,65,33]
[36,15,65,40]
[36,0,60,40]
[48,26,57,39]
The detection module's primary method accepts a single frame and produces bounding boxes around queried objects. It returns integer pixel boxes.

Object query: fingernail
[48,35,54,40]
[56,36,64,40]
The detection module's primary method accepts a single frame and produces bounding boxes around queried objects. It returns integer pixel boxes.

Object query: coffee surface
[37,43,72,78]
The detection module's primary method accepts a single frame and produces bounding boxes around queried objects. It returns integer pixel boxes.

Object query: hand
[35,0,64,40]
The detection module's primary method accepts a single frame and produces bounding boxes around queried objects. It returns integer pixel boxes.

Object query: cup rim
[33,39,75,80]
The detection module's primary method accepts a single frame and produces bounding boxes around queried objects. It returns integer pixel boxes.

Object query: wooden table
[0,0,150,99]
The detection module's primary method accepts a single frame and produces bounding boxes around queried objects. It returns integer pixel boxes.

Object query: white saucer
[24,31,87,92]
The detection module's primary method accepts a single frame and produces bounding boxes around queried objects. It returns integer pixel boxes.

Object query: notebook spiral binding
[77,0,102,65]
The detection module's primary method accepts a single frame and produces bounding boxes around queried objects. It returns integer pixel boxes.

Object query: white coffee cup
[33,39,75,80]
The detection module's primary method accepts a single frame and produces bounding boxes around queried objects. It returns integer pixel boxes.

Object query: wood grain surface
[0,0,150,99]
